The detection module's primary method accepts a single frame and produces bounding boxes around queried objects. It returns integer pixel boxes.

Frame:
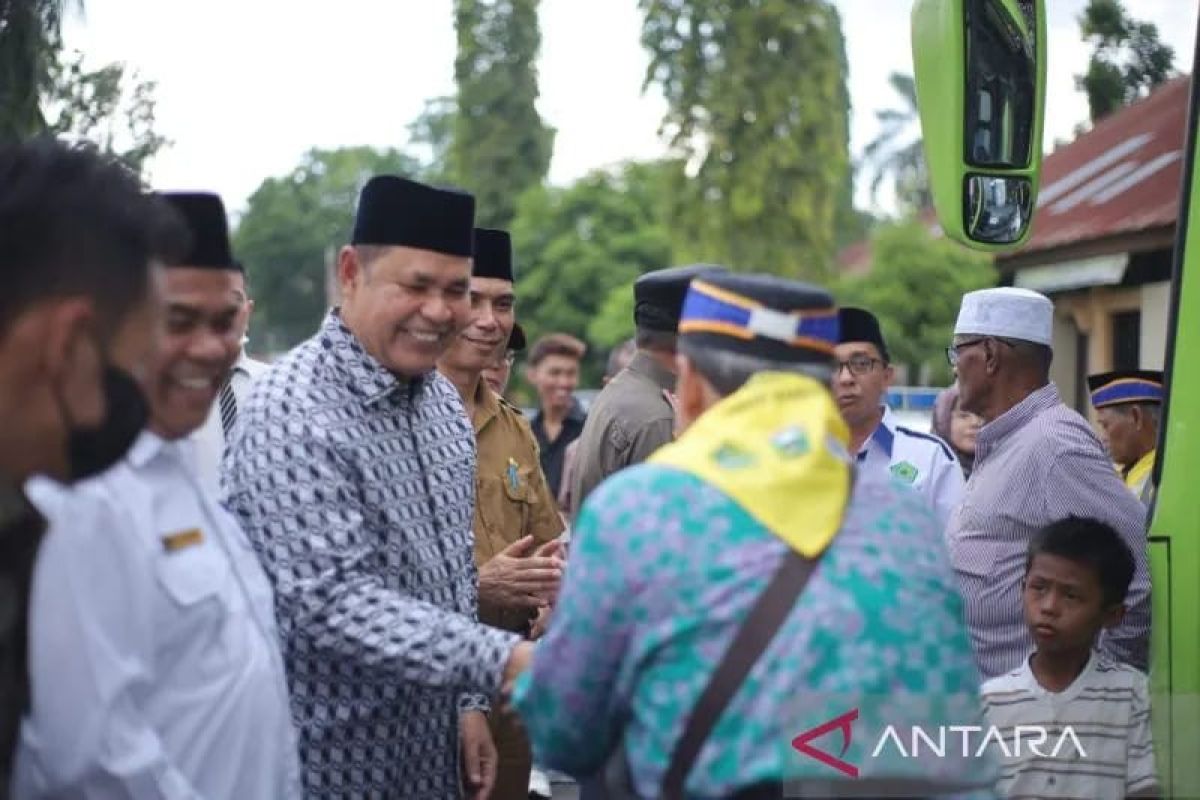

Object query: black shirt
[531,400,587,499]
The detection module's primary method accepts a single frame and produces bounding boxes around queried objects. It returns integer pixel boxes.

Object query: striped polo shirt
[982,652,1158,798]
[946,383,1150,678]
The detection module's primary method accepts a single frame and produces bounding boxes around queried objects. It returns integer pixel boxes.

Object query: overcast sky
[62,1,1197,219]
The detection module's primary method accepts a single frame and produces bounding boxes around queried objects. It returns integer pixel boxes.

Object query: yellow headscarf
[649,371,853,557]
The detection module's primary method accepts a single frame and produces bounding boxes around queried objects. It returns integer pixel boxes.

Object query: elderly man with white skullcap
[945,287,1150,679]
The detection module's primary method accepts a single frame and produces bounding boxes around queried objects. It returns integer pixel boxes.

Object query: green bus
[910,1,1200,795]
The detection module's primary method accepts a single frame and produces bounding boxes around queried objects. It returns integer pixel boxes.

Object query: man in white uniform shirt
[191,261,268,495]
[14,192,300,799]
[832,306,965,528]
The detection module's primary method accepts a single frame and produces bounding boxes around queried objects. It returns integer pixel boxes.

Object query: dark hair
[1026,516,1135,606]
[634,326,677,353]
[528,333,586,367]
[0,138,188,338]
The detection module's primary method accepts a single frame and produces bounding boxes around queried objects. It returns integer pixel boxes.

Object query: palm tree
[0,0,80,140]
[862,72,932,215]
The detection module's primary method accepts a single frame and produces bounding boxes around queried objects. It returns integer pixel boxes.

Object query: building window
[1112,311,1141,370]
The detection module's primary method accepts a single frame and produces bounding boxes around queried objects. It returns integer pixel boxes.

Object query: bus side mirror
[911,0,1046,250]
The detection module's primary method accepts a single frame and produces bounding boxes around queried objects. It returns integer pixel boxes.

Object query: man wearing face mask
[191,261,269,495]
[15,193,301,798]
[224,176,533,799]
[0,138,174,793]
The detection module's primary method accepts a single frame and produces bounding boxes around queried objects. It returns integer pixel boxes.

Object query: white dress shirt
[193,351,269,496]
[14,432,300,799]
[855,406,966,530]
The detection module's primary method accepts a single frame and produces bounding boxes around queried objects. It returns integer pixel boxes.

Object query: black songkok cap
[837,306,890,362]
[634,264,727,332]
[159,192,237,270]
[352,175,475,257]
[679,273,838,364]
[472,228,514,282]
[508,322,527,353]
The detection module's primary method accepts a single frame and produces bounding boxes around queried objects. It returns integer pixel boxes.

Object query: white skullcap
[954,287,1054,347]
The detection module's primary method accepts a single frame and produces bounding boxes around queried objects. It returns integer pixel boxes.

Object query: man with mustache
[0,138,173,794]
[438,227,564,800]
[15,192,301,798]
[832,306,964,529]
[224,176,532,799]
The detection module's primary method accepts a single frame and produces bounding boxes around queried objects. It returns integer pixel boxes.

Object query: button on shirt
[947,384,1151,679]
[15,432,300,799]
[855,406,965,530]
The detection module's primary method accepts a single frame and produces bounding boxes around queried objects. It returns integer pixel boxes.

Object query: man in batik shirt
[513,273,994,798]
[225,175,531,799]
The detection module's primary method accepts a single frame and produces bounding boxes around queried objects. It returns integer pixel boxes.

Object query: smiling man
[223,176,532,799]
[16,192,300,798]
[438,227,564,800]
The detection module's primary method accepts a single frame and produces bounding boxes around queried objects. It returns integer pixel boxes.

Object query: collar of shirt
[472,378,501,434]
[857,406,897,461]
[627,350,675,394]
[127,429,195,472]
[321,310,419,406]
[975,383,1061,462]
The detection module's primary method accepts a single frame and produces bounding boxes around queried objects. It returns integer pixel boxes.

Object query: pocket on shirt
[155,546,229,607]
[947,537,999,580]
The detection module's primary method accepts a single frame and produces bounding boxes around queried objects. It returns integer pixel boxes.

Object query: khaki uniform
[471,380,563,800]
[568,351,676,520]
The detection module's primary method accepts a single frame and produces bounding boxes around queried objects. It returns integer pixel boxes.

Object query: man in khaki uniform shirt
[439,227,564,800]
[568,264,724,520]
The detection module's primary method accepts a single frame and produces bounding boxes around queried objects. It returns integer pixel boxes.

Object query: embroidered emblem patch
[712,442,757,470]
[770,425,811,459]
[506,458,521,491]
[890,461,919,484]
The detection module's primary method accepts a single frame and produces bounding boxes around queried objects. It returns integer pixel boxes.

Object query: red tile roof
[1013,75,1190,257]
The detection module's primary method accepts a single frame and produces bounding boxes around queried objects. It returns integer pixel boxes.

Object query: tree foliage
[1076,0,1175,124]
[44,50,168,174]
[512,160,673,360]
[834,220,994,383]
[639,0,851,280]
[451,0,554,229]
[0,0,75,139]
[232,147,425,352]
[863,72,930,216]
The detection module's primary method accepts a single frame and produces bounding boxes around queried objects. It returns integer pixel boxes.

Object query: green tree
[639,0,851,279]
[862,72,930,215]
[407,95,455,185]
[452,0,554,229]
[834,220,994,384]
[0,0,77,139]
[1076,0,1175,124]
[512,160,673,371]
[43,50,168,174]
[233,147,424,352]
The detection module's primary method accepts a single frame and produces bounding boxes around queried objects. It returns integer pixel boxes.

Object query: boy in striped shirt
[982,517,1158,799]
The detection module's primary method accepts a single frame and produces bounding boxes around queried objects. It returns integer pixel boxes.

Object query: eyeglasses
[502,351,517,367]
[946,337,1014,366]
[834,355,885,377]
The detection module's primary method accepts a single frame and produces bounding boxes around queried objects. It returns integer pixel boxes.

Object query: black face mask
[64,365,150,481]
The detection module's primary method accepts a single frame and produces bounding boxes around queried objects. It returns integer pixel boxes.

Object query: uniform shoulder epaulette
[895,426,956,461]
[497,396,524,416]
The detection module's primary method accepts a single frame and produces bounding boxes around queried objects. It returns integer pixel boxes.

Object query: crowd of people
[0,137,1166,799]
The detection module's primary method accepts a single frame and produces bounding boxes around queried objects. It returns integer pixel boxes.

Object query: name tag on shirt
[161,528,204,553]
